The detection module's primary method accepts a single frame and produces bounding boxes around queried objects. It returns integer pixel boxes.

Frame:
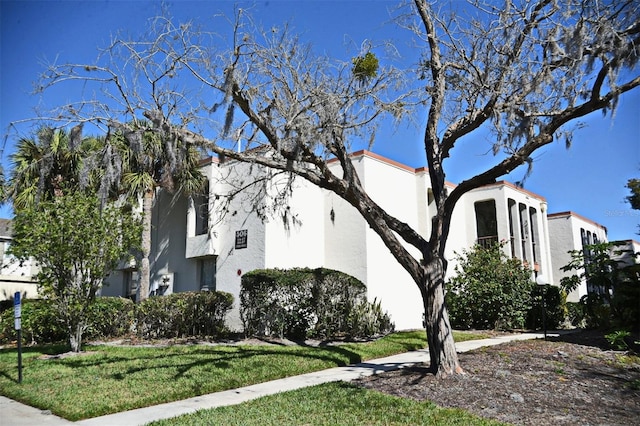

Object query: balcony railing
[477,235,499,249]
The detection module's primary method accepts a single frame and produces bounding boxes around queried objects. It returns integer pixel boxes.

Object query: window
[529,207,540,268]
[519,203,528,261]
[124,270,139,301]
[199,257,217,291]
[508,199,516,258]
[474,200,498,248]
[194,182,210,235]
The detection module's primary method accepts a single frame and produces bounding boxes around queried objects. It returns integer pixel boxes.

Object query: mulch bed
[354,330,640,425]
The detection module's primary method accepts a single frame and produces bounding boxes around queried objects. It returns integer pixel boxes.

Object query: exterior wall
[101,150,622,334]
[264,177,325,270]
[610,239,640,267]
[0,220,39,301]
[103,188,196,298]
[323,156,368,285]
[548,212,608,302]
[207,160,268,330]
[360,153,424,330]
[444,182,553,285]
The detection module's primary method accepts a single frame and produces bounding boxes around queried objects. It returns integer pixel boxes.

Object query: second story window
[474,199,498,249]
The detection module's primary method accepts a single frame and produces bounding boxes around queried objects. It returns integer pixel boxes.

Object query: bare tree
[13,0,640,376]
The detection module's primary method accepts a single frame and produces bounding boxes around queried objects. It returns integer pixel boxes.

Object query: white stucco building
[610,239,640,267]
[101,150,566,331]
[0,219,40,301]
[548,211,609,302]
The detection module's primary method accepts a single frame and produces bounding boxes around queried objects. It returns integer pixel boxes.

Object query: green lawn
[148,382,504,426]
[0,330,485,421]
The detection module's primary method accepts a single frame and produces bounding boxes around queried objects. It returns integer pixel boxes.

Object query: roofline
[349,150,417,173]
[203,149,548,198]
[547,211,608,233]
[475,180,547,202]
[198,156,219,166]
[610,239,640,246]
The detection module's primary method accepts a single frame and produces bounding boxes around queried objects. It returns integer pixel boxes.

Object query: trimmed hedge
[0,292,233,345]
[240,268,394,340]
[86,297,136,339]
[135,291,233,339]
[0,297,135,345]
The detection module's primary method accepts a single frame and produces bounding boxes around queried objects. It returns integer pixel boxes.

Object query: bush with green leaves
[561,242,640,330]
[85,297,135,339]
[240,268,394,340]
[0,297,134,345]
[0,299,66,344]
[8,190,141,351]
[446,243,535,330]
[135,291,233,339]
[346,298,394,338]
[526,284,568,330]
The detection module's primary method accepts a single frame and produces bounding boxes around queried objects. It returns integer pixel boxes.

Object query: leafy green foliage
[346,298,395,339]
[0,299,66,344]
[85,297,135,339]
[626,178,640,211]
[241,268,394,340]
[0,297,135,344]
[446,244,535,330]
[351,51,379,85]
[8,191,141,351]
[526,284,567,330]
[560,243,640,330]
[135,291,233,339]
[606,330,632,351]
[5,126,102,211]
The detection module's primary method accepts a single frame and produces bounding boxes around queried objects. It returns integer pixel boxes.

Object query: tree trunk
[422,256,463,377]
[138,188,154,302]
[69,323,84,353]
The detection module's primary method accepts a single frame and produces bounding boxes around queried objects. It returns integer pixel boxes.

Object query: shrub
[85,297,135,340]
[1,292,233,344]
[135,291,233,339]
[240,268,394,340]
[446,243,535,330]
[0,299,66,344]
[526,285,567,330]
[240,269,312,339]
[346,298,394,338]
[561,243,640,331]
[0,297,136,345]
[566,302,586,327]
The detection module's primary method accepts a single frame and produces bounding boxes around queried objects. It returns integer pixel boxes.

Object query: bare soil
[354,330,640,426]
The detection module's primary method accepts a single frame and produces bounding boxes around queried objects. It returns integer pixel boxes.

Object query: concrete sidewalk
[3,332,550,426]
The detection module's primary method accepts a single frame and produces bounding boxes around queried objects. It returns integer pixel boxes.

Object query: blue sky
[1,0,639,241]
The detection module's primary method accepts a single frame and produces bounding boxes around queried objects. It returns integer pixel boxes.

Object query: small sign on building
[235,229,248,249]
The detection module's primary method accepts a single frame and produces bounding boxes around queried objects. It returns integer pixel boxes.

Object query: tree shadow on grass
[54,341,367,382]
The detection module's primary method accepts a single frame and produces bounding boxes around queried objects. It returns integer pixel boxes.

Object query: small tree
[446,243,534,330]
[561,242,640,330]
[9,190,141,352]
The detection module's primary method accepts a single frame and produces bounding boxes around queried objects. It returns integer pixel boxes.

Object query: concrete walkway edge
[4,332,551,426]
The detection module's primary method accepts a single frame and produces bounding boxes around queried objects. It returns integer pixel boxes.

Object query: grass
[148,381,504,426]
[0,330,486,421]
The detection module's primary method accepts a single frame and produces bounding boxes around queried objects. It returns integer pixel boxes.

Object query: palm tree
[5,125,99,210]
[6,123,206,303]
[104,121,206,302]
